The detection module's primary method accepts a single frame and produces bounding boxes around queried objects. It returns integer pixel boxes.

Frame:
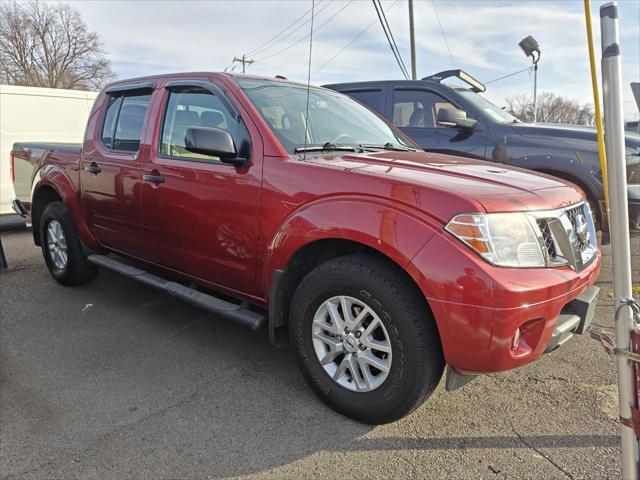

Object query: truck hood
[307,151,584,222]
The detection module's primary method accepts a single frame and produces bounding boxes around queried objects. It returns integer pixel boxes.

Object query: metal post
[532,62,538,123]
[408,0,417,80]
[600,3,638,478]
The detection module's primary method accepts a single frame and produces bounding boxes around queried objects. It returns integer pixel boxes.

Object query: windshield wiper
[359,143,415,152]
[294,142,358,153]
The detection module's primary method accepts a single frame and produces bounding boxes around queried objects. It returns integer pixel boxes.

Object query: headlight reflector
[446,212,545,267]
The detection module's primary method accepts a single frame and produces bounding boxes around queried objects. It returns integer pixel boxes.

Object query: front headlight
[445,212,545,268]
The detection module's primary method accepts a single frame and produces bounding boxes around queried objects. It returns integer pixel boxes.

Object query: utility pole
[232,54,255,74]
[408,0,417,79]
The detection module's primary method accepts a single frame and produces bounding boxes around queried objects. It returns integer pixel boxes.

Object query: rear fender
[262,197,440,295]
[31,165,99,249]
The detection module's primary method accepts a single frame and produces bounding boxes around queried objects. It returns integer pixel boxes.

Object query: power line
[485,66,532,85]
[372,0,409,79]
[431,0,455,68]
[226,0,330,70]
[250,0,335,58]
[302,0,316,159]
[255,1,354,62]
[245,1,324,56]
[313,0,400,77]
[373,0,408,78]
[377,0,409,77]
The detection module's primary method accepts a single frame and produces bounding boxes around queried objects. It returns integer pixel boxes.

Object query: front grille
[564,205,583,225]
[531,202,597,272]
[565,204,589,253]
[537,220,557,257]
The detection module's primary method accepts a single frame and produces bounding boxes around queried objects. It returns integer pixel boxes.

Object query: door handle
[84,163,101,174]
[143,173,165,184]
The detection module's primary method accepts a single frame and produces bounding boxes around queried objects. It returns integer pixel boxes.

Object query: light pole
[408,0,417,80]
[519,35,541,122]
[600,3,639,477]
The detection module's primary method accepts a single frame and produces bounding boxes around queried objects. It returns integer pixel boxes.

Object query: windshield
[455,88,520,124]
[237,79,412,154]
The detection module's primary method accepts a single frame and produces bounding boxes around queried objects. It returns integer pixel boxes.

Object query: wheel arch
[267,237,439,347]
[31,185,63,246]
[30,166,99,249]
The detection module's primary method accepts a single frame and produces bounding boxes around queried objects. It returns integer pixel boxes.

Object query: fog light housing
[512,327,522,349]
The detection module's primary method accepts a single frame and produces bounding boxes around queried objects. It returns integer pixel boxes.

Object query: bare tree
[505,92,595,126]
[0,1,113,90]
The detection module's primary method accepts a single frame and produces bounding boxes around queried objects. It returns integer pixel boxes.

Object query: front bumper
[408,230,601,375]
[543,285,599,353]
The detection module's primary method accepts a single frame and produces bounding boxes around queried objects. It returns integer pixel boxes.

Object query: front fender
[508,155,602,201]
[261,196,441,294]
[31,165,99,249]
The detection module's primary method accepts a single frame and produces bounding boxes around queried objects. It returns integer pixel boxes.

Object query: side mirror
[436,108,478,130]
[184,127,248,167]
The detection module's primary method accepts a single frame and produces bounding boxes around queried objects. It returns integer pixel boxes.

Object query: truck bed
[12,142,83,212]
[12,142,82,154]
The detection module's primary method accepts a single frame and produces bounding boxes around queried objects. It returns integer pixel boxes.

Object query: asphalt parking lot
[1,228,638,480]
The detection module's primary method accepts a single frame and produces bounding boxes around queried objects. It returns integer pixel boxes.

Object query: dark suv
[326,70,640,232]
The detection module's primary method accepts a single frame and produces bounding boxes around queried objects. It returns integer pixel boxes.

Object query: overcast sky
[69,0,640,120]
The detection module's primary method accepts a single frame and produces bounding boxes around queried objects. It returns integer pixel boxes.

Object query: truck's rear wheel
[40,201,98,286]
[290,254,444,424]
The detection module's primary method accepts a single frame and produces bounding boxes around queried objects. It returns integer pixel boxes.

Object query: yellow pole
[584,0,610,230]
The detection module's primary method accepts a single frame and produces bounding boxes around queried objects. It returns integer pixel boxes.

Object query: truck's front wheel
[290,254,444,424]
[40,201,98,286]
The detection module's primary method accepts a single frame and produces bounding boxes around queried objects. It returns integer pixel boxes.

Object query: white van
[0,85,98,218]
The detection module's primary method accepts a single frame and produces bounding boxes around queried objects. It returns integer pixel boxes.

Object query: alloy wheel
[312,295,392,392]
[46,220,68,270]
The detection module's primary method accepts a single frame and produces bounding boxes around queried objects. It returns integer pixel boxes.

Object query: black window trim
[105,81,156,95]
[165,80,240,121]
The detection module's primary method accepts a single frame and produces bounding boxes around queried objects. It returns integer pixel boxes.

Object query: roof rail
[423,69,486,93]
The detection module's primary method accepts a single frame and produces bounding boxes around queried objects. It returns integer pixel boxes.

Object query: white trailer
[0,85,97,218]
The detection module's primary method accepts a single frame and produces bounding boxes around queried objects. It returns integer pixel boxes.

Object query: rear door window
[100,97,122,149]
[343,89,385,115]
[100,93,151,153]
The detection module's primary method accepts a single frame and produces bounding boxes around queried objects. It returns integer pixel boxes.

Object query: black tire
[40,201,98,286]
[584,195,602,232]
[290,254,444,424]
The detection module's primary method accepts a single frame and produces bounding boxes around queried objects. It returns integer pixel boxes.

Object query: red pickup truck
[11,73,601,424]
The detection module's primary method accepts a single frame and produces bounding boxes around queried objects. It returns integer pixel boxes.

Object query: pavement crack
[166,313,207,337]
[508,420,575,480]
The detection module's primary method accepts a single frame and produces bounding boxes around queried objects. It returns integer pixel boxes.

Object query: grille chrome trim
[526,201,598,272]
